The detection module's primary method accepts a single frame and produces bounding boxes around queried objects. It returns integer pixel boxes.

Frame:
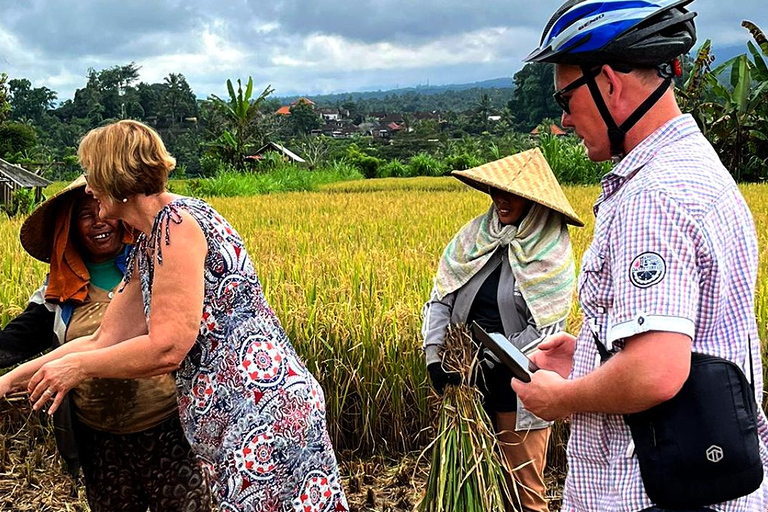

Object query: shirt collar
[594,114,699,212]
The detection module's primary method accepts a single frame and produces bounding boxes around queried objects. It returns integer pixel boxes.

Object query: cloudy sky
[0,0,765,103]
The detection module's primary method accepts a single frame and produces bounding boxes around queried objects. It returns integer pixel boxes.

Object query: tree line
[0,20,765,183]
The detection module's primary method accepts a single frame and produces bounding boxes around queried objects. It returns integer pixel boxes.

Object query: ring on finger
[43,389,54,396]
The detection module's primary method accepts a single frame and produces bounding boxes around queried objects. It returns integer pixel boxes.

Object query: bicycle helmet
[525,0,697,159]
[526,0,697,67]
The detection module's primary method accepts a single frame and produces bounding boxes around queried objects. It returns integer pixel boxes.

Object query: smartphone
[471,321,539,383]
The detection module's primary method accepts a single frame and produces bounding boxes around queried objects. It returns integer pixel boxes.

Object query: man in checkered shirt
[514,1,768,511]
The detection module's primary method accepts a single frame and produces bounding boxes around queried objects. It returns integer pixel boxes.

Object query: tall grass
[538,133,612,184]
[183,162,362,197]
[3,181,767,456]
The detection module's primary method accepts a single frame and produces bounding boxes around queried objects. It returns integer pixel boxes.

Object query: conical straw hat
[452,148,584,226]
[20,175,88,262]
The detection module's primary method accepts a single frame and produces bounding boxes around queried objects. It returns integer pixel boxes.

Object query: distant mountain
[276,77,515,105]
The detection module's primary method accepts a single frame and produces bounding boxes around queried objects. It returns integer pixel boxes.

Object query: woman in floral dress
[0,120,348,512]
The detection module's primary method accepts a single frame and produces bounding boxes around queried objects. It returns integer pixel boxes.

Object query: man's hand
[530,332,576,378]
[427,362,461,395]
[512,369,572,421]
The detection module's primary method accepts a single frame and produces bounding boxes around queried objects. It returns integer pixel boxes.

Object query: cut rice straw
[417,325,520,512]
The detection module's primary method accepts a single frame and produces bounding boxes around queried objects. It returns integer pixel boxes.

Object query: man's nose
[561,111,573,128]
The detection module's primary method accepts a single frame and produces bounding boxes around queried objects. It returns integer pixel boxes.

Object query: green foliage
[288,101,322,135]
[346,144,385,179]
[377,159,408,178]
[7,78,57,123]
[2,188,38,217]
[0,73,10,124]
[537,133,610,184]
[443,152,482,171]
[187,162,362,197]
[0,122,38,159]
[509,63,562,132]
[207,77,275,169]
[680,23,768,181]
[408,153,446,177]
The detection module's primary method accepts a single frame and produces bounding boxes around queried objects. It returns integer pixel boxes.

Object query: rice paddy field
[1,177,767,510]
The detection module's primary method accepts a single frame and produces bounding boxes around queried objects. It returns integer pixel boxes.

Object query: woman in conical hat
[422,147,582,512]
[0,120,348,512]
[1,176,209,510]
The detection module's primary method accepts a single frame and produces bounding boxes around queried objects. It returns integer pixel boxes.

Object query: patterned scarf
[434,203,576,328]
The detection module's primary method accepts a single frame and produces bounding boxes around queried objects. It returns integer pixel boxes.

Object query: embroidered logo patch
[629,252,666,288]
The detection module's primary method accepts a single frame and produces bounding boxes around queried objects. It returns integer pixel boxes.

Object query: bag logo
[629,252,666,288]
[706,445,724,463]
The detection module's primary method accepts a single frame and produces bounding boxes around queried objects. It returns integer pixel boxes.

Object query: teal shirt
[85,258,123,291]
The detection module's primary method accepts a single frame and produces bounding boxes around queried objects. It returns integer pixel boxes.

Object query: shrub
[2,188,38,217]
[408,153,445,177]
[538,133,610,184]
[444,152,482,171]
[378,159,408,178]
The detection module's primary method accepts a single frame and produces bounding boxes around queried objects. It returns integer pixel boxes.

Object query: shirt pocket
[578,245,606,308]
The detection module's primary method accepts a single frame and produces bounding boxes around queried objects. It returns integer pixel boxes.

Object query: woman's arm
[26,210,207,414]
[421,286,456,366]
[0,285,55,367]
[0,257,150,398]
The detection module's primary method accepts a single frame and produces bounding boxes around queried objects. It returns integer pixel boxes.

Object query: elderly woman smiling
[0,176,209,511]
[0,120,348,512]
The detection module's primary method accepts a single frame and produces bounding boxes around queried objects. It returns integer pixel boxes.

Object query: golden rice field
[1,178,767,457]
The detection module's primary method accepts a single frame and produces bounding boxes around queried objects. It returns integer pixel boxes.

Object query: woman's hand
[27,354,86,414]
[529,332,576,378]
[0,373,17,399]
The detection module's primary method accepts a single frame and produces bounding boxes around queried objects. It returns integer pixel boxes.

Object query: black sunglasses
[553,67,602,114]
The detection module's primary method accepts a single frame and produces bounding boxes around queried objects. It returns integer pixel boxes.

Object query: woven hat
[20,175,88,262]
[452,148,584,226]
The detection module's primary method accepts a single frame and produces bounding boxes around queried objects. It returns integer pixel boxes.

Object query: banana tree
[679,22,768,181]
[208,77,274,169]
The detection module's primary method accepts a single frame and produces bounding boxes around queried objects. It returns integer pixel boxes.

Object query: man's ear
[601,65,624,108]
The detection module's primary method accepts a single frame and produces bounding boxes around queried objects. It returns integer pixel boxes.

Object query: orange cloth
[46,198,90,304]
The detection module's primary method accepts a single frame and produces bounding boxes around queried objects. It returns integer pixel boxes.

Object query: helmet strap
[581,65,672,160]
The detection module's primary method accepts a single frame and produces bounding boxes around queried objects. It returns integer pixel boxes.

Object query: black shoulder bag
[595,334,764,508]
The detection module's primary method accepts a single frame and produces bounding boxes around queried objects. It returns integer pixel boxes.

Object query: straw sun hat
[451,148,584,226]
[20,175,88,263]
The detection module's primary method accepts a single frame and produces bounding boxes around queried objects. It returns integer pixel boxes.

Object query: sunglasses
[553,67,602,114]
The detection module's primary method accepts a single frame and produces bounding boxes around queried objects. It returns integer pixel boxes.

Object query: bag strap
[592,330,757,398]
[747,335,755,394]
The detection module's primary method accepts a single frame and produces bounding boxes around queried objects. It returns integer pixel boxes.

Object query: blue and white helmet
[526,0,697,67]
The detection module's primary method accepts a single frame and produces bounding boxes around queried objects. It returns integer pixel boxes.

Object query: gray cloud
[0,0,765,101]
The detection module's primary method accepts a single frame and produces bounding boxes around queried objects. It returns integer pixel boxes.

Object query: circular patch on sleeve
[629,252,666,288]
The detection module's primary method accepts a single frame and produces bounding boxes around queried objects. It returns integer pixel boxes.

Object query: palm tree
[209,77,274,169]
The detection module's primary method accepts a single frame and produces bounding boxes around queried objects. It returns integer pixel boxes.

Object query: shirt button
[638,316,645,326]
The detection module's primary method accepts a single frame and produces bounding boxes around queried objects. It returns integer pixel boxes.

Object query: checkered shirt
[564,114,768,512]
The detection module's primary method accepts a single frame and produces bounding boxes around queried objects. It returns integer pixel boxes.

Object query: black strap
[592,329,613,363]
[581,65,672,159]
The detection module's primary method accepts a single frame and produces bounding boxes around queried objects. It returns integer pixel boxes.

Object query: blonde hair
[78,120,176,201]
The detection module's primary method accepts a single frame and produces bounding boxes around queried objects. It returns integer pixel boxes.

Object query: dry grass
[0,180,766,510]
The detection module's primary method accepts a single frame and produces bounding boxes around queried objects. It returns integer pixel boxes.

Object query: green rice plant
[537,133,611,184]
[418,326,515,512]
[187,164,363,197]
[408,153,446,177]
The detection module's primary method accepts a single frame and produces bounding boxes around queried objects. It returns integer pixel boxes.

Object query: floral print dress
[124,197,348,512]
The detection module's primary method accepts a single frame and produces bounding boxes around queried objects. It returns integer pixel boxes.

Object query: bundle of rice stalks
[417,325,516,512]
